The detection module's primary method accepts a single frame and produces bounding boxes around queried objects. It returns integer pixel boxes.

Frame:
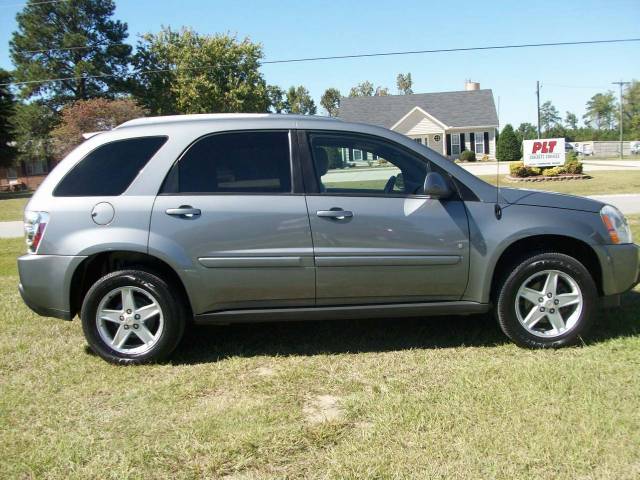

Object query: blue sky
[0,0,638,127]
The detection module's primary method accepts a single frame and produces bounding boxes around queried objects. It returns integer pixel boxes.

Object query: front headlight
[600,205,632,244]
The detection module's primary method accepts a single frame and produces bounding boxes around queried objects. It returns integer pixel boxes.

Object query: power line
[0,0,65,8]
[18,42,131,55]
[2,37,639,87]
[0,0,67,8]
[544,82,611,89]
[14,35,639,58]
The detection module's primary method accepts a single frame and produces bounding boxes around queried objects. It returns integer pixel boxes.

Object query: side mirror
[423,171,452,199]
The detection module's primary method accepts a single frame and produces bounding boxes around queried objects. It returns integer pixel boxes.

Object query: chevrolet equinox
[18,114,640,364]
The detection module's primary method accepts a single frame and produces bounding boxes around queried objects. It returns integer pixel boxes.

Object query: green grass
[0,197,29,222]
[1,223,639,478]
[480,170,640,196]
[326,170,640,196]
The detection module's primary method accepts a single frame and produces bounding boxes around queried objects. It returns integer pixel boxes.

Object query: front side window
[475,132,485,154]
[54,136,167,197]
[165,131,291,194]
[309,132,428,195]
[451,134,461,155]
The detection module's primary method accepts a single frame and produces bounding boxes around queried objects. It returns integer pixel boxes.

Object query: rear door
[149,130,314,315]
[300,130,470,305]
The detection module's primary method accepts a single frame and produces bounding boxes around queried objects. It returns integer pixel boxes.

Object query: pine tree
[496,124,521,161]
[10,0,132,108]
[0,69,17,168]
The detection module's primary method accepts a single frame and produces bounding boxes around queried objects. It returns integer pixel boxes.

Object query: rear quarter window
[53,136,168,197]
[161,131,291,194]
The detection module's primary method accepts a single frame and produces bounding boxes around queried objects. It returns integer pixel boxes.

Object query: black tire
[81,269,187,365]
[496,252,597,348]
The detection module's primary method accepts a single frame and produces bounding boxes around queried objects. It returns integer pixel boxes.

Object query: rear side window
[163,131,291,194]
[54,136,167,197]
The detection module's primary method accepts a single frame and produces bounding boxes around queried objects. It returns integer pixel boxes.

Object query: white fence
[571,140,639,157]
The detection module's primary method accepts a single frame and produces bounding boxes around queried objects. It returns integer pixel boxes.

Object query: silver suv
[18,114,640,364]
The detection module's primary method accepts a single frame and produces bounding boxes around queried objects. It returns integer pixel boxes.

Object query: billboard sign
[523,138,565,167]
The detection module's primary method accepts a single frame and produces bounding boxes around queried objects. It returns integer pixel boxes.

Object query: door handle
[316,209,353,220]
[165,206,201,218]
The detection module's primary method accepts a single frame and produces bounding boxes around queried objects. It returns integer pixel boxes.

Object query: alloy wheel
[96,286,164,355]
[514,269,583,338]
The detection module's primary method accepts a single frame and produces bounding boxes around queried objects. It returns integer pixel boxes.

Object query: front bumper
[594,242,640,296]
[17,253,87,320]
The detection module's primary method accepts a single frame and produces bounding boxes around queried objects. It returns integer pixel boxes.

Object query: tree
[496,124,521,161]
[267,85,286,113]
[349,81,391,97]
[13,102,57,165]
[320,88,341,117]
[516,122,537,143]
[396,72,413,94]
[622,80,640,138]
[0,69,17,168]
[583,92,616,130]
[10,0,132,108]
[284,86,316,115]
[565,111,579,130]
[349,81,374,97]
[51,98,146,159]
[539,101,561,133]
[132,27,269,115]
[375,86,390,96]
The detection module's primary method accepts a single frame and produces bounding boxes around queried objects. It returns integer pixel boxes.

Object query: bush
[564,151,583,174]
[565,161,583,174]
[543,166,564,177]
[509,161,541,177]
[565,150,578,163]
[496,124,521,161]
[459,150,477,162]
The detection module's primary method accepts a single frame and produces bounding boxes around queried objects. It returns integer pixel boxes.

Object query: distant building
[0,145,52,191]
[338,82,499,160]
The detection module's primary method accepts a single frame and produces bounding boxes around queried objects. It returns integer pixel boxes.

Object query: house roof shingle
[337,89,498,129]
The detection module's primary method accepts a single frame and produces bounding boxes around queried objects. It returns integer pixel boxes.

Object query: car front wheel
[81,269,186,364]
[496,252,597,348]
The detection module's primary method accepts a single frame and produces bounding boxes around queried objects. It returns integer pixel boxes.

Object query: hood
[499,187,604,213]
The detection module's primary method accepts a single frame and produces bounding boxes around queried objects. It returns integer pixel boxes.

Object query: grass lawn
[0,197,29,222]
[480,170,640,196]
[326,170,640,196]
[1,220,639,478]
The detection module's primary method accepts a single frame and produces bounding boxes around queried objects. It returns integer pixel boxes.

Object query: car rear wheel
[81,269,186,364]
[496,252,597,348]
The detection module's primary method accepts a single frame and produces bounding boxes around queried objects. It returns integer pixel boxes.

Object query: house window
[474,132,485,154]
[413,138,422,144]
[25,159,48,176]
[353,149,363,161]
[451,133,460,155]
[424,137,429,147]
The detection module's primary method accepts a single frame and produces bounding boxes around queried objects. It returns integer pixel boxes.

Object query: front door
[301,131,470,305]
[149,130,314,315]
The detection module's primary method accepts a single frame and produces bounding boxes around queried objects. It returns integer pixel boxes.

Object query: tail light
[24,211,49,253]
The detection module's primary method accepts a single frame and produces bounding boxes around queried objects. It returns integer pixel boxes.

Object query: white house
[338,83,499,160]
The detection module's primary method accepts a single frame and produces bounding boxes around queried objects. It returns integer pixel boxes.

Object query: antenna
[495,96,502,219]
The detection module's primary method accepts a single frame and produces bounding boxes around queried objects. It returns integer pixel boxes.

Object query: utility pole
[612,80,630,159]
[536,81,541,139]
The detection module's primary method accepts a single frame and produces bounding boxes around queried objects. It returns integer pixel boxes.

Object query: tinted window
[309,133,428,195]
[54,136,167,197]
[166,131,291,194]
